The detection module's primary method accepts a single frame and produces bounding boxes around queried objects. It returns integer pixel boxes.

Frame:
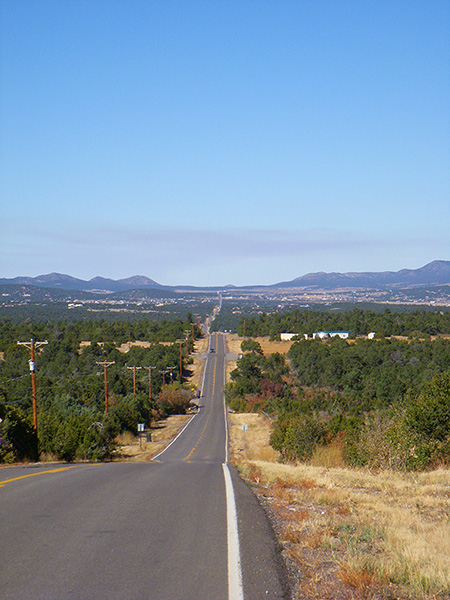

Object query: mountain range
[273,260,450,290]
[0,273,163,292]
[1,261,449,293]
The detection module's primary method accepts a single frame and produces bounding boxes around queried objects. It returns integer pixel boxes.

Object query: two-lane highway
[0,334,289,600]
[154,333,227,464]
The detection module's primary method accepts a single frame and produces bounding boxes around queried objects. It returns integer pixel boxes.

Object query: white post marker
[238,424,248,449]
[223,463,244,600]
[138,423,145,450]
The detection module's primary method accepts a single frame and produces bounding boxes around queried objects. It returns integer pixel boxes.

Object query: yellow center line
[184,353,218,462]
[0,466,82,488]
[183,410,212,461]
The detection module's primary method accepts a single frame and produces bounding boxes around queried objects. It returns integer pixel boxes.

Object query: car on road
[209,348,215,353]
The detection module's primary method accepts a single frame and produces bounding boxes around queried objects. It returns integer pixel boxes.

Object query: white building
[312,331,350,340]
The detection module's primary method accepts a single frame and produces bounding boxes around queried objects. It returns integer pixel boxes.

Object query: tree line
[0,316,201,463]
[235,307,450,338]
[226,321,450,470]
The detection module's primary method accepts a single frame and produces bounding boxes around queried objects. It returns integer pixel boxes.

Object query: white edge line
[222,334,229,464]
[222,333,243,599]
[151,412,198,461]
[224,391,229,464]
[223,463,244,600]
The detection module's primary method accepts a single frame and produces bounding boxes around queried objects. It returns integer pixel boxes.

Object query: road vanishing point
[0,333,289,600]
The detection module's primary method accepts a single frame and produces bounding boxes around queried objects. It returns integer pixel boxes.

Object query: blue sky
[1,0,449,286]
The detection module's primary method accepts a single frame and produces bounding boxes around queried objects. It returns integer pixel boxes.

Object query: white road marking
[152,412,197,461]
[223,463,244,600]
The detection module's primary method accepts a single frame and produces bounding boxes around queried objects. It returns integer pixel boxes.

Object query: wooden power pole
[17,339,48,431]
[126,366,142,394]
[96,361,115,412]
[143,366,156,401]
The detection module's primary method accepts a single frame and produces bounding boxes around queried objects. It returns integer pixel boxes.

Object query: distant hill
[1,261,449,293]
[0,273,165,293]
[273,260,450,290]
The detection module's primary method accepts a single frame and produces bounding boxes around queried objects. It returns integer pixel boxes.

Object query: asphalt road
[0,333,289,600]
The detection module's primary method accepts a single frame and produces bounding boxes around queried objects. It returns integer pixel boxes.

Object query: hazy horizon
[1,1,449,286]
[2,258,449,289]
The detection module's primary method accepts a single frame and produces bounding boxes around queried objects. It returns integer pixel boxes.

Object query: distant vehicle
[209,348,215,353]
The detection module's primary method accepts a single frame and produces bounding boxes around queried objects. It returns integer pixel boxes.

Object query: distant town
[1,260,449,323]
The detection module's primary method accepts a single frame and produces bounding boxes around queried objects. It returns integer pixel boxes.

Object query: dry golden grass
[228,412,450,599]
[224,334,241,383]
[118,414,192,462]
[225,334,294,386]
[225,334,294,356]
[255,336,295,355]
[228,412,279,463]
[186,336,209,390]
[226,333,243,355]
[117,340,152,353]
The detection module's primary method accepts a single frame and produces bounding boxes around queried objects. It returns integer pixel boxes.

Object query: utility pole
[193,314,201,336]
[143,366,156,401]
[167,366,176,383]
[126,366,142,395]
[184,330,190,358]
[96,361,115,412]
[17,339,48,431]
[159,369,167,393]
[176,339,184,379]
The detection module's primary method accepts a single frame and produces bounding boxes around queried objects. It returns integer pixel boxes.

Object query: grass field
[226,333,294,356]
[228,412,450,600]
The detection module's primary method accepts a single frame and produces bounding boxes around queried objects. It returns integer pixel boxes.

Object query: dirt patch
[223,334,238,383]
[117,340,152,353]
[79,340,172,354]
[226,333,243,354]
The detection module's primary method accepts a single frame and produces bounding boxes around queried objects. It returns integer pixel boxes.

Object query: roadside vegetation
[226,308,450,598]
[226,310,450,471]
[3,305,450,597]
[228,413,450,600]
[235,307,450,339]
[0,316,201,463]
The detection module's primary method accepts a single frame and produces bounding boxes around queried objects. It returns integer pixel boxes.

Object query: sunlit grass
[228,412,450,598]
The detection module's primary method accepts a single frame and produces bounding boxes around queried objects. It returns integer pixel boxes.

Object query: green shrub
[343,410,440,471]
[270,413,326,462]
[157,384,192,415]
[406,372,450,442]
[0,404,38,463]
